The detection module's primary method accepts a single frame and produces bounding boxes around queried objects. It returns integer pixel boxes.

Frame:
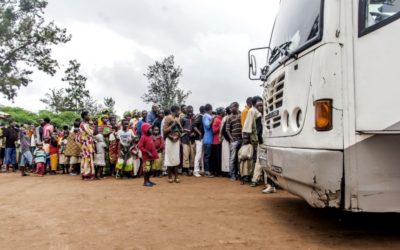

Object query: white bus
[248,0,400,212]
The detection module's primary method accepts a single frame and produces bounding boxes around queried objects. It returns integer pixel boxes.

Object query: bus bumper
[259,145,343,208]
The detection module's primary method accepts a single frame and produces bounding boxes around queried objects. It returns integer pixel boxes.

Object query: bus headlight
[314,99,333,131]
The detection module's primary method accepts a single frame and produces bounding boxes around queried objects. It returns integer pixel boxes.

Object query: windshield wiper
[269,41,292,65]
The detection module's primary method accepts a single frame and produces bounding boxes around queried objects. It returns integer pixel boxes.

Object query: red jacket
[152,135,165,152]
[138,123,159,161]
[212,115,223,144]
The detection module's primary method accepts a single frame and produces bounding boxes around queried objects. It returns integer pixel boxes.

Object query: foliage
[142,55,191,109]
[0,0,71,100]
[0,106,37,125]
[62,59,90,112]
[0,106,79,128]
[40,59,102,116]
[83,96,102,117]
[176,89,191,107]
[38,110,79,128]
[40,88,69,113]
[103,97,115,113]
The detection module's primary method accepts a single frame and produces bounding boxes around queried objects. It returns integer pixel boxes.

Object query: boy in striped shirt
[33,143,47,176]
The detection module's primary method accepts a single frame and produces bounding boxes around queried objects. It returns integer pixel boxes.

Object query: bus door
[351,0,400,212]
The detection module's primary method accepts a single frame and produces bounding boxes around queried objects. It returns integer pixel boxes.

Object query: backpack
[238,144,253,161]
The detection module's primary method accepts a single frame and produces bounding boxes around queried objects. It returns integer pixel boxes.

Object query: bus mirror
[248,47,271,81]
[250,54,257,77]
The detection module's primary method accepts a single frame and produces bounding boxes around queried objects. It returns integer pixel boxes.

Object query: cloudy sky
[2,0,279,115]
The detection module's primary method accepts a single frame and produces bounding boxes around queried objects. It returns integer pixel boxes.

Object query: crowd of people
[0,96,276,193]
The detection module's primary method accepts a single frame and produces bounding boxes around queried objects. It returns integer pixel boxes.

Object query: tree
[103,97,115,113]
[142,55,191,109]
[176,89,191,107]
[0,0,71,100]
[83,96,102,117]
[62,59,89,112]
[40,59,102,116]
[40,88,69,113]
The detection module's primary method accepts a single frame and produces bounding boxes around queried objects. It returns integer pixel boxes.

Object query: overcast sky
[2,0,279,115]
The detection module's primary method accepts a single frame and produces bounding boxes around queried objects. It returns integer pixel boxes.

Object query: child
[43,138,50,174]
[49,131,59,175]
[108,126,119,176]
[102,127,112,176]
[115,120,135,179]
[59,129,69,174]
[138,123,159,187]
[238,138,253,185]
[131,137,141,177]
[94,133,107,179]
[19,127,33,176]
[33,143,47,176]
[152,126,164,177]
[64,122,81,176]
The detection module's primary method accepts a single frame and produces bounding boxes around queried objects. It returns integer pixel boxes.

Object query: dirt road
[0,173,399,250]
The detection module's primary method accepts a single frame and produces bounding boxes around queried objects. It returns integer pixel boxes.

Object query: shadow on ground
[263,195,400,247]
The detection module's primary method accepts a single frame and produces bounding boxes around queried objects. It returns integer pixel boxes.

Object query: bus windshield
[269,0,322,65]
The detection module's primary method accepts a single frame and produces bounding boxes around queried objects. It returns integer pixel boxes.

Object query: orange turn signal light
[314,99,333,131]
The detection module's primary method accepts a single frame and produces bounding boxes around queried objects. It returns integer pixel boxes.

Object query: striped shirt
[33,149,47,163]
[226,114,242,142]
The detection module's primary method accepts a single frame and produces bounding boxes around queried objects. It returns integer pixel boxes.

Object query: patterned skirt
[153,158,162,171]
[50,154,58,171]
[116,145,133,172]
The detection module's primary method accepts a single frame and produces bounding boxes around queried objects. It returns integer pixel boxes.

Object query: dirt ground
[0,173,399,250]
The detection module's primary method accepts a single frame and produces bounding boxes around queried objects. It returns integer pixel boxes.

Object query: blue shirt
[202,113,213,145]
[137,119,144,138]
[146,111,157,125]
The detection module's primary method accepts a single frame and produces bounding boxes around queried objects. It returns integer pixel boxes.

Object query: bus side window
[360,0,400,36]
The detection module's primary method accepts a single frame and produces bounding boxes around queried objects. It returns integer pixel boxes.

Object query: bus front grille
[265,74,285,130]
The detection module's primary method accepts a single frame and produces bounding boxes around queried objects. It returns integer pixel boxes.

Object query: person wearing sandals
[138,123,159,187]
[163,105,182,183]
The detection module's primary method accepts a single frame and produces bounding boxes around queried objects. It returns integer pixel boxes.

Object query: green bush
[0,106,79,128]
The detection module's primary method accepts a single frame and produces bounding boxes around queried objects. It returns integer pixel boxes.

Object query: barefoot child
[94,133,107,179]
[33,143,46,176]
[108,126,119,177]
[43,138,50,174]
[138,123,159,187]
[131,137,141,177]
[49,131,59,175]
[59,129,69,174]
